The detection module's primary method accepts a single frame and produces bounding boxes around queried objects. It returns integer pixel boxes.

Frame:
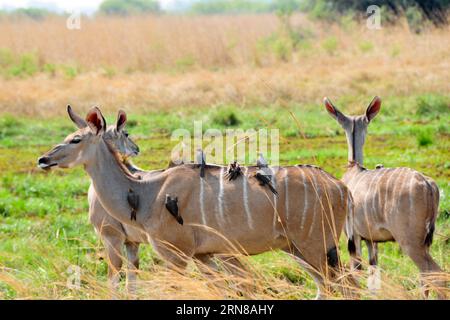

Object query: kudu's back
[343,164,439,246]
[149,164,353,272]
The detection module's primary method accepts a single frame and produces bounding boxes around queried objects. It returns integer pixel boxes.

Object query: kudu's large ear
[116,110,127,132]
[365,96,381,122]
[85,107,106,135]
[67,105,87,129]
[323,97,349,126]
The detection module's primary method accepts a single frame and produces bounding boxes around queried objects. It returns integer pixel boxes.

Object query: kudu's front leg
[104,236,124,297]
[125,241,140,297]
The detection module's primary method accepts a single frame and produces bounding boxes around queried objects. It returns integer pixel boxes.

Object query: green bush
[359,40,374,53]
[62,65,79,79]
[405,6,426,33]
[307,0,334,20]
[339,11,357,31]
[98,0,160,15]
[43,63,57,77]
[8,53,39,77]
[416,130,433,147]
[213,108,241,126]
[101,65,116,78]
[0,48,14,68]
[416,95,449,116]
[321,36,338,55]
[11,8,53,20]
[191,0,274,14]
[175,55,196,72]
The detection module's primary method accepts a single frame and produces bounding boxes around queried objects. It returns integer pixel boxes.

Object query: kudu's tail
[345,192,356,255]
[423,178,439,247]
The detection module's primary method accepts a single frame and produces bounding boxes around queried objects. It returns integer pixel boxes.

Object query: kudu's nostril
[38,156,49,164]
[136,146,140,153]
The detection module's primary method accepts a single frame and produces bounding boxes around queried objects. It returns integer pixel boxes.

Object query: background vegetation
[0,2,448,299]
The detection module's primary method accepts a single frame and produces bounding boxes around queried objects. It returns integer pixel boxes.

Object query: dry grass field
[0,14,448,116]
[0,13,449,300]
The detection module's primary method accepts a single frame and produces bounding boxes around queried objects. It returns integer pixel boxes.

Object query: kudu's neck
[345,120,364,166]
[347,139,364,165]
[84,139,159,228]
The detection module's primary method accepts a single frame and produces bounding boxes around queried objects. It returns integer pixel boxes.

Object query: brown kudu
[65,106,150,294]
[39,107,356,299]
[324,96,446,299]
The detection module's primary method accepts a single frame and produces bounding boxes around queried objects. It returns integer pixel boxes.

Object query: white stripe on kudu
[329,176,344,203]
[242,167,254,230]
[374,169,388,218]
[389,168,408,220]
[350,171,367,194]
[297,167,308,231]
[217,167,225,227]
[308,171,320,238]
[408,172,416,218]
[383,168,402,219]
[363,170,383,221]
[284,168,290,220]
[199,177,207,225]
[270,167,277,228]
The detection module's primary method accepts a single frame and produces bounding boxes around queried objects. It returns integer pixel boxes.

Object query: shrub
[102,65,116,78]
[43,63,57,77]
[11,8,53,20]
[416,95,449,116]
[359,40,374,53]
[321,36,338,55]
[405,6,426,33]
[62,65,79,79]
[307,0,334,21]
[99,0,160,16]
[213,108,241,126]
[0,48,14,68]
[8,53,39,77]
[175,55,196,72]
[416,130,433,147]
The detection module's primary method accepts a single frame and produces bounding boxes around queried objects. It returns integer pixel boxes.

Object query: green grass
[0,94,449,299]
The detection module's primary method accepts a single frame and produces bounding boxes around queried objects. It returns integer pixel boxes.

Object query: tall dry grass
[0,14,449,116]
[0,14,280,70]
[1,249,448,299]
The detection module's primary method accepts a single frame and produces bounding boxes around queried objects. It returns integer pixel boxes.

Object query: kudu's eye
[70,136,82,144]
[124,131,129,138]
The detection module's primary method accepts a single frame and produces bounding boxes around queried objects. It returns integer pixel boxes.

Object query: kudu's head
[323,96,381,165]
[38,106,139,170]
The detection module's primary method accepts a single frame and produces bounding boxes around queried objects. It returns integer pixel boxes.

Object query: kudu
[66,106,149,294]
[39,107,356,299]
[324,96,445,298]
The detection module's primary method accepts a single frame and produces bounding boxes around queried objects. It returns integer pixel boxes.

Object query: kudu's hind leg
[365,240,381,292]
[125,241,140,296]
[350,234,363,271]
[283,246,329,300]
[194,254,255,297]
[152,242,189,271]
[401,243,446,299]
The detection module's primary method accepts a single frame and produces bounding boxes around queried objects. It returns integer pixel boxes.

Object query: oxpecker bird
[256,152,272,179]
[257,152,268,168]
[196,148,206,178]
[165,194,183,225]
[375,164,384,169]
[255,170,278,196]
[127,188,139,221]
[227,160,242,181]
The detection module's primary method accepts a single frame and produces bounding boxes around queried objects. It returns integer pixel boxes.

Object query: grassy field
[0,94,449,299]
[0,14,449,299]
